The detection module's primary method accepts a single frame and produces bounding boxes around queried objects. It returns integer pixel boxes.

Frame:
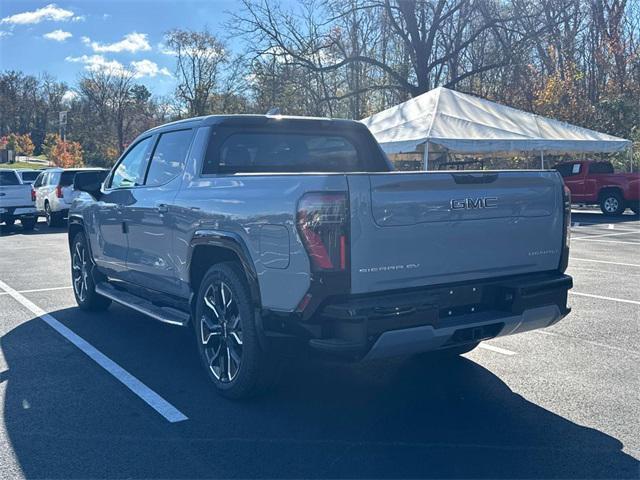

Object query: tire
[193,262,277,399]
[600,191,625,216]
[21,217,36,231]
[631,205,639,216]
[45,202,62,227]
[71,232,111,311]
[4,217,15,227]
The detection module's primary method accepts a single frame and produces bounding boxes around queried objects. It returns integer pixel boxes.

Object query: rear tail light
[296,192,348,272]
[31,188,36,202]
[559,184,571,272]
[55,185,63,198]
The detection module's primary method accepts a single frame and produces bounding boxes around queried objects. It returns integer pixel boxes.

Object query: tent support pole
[423,143,429,171]
[540,151,544,169]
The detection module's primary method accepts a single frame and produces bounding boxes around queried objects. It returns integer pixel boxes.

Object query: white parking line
[571,238,640,245]
[572,230,640,240]
[478,343,517,355]
[571,257,640,267]
[569,291,640,306]
[534,330,640,357]
[0,286,72,296]
[0,279,188,423]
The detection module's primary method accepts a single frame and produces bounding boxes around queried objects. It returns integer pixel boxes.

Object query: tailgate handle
[373,305,415,317]
[452,173,498,184]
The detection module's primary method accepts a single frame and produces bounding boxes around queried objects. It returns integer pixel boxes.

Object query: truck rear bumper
[308,272,572,360]
[363,304,562,360]
[0,207,37,219]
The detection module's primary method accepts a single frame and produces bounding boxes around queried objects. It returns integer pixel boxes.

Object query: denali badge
[450,197,498,210]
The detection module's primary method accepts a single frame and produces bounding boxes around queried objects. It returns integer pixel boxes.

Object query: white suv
[33,168,107,227]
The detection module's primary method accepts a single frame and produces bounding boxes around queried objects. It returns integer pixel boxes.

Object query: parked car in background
[16,169,43,184]
[33,168,108,227]
[0,169,38,230]
[69,115,573,398]
[553,160,640,215]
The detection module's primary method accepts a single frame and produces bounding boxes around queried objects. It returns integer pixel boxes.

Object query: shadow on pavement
[2,306,638,478]
[572,211,640,225]
[0,219,66,237]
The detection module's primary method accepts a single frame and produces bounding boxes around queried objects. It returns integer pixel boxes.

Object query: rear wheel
[45,202,63,227]
[71,232,111,311]
[193,262,277,399]
[21,217,36,231]
[600,191,625,216]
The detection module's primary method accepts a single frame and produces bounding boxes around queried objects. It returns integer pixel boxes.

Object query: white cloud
[44,29,72,42]
[66,54,127,75]
[1,4,75,25]
[83,32,151,53]
[61,90,78,103]
[66,55,171,79]
[130,60,171,78]
[0,30,13,38]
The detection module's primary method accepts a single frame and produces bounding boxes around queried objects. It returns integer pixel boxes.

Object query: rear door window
[0,171,20,186]
[60,171,77,186]
[145,129,192,186]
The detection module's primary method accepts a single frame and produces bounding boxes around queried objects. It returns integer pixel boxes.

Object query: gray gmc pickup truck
[69,115,573,398]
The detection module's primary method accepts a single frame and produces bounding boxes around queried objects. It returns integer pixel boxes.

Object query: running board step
[95,282,190,326]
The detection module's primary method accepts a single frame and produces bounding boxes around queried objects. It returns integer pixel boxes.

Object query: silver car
[33,168,107,227]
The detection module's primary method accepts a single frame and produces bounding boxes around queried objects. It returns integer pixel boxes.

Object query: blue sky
[0,1,244,96]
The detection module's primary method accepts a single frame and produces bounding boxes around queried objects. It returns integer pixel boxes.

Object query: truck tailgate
[0,184,33,209]
[348,171,564,294]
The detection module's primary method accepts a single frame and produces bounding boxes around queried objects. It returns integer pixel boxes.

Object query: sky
[0,1,245,96]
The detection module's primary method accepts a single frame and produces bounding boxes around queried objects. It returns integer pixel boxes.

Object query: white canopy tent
[361,87,632,170]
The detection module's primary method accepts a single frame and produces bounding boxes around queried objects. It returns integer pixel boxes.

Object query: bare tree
[165,28,228,116]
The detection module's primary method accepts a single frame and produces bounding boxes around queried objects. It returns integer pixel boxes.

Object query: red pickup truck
[553,160,639,216]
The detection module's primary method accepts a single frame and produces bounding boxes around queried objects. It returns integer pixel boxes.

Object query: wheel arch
[188,230,261,310]
[598,186,624,201]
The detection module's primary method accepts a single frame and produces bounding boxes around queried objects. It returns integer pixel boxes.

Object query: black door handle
[157,204,169,213]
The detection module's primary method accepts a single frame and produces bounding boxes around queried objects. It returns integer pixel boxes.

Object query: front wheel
[71,232,111,311]
[194,262,277,399]
[3,217,15,227]
[600,192,625,216]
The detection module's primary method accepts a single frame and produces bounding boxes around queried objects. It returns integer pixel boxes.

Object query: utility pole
[59,111,68,142]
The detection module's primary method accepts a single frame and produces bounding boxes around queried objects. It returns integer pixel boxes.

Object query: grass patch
[0,162,49,170]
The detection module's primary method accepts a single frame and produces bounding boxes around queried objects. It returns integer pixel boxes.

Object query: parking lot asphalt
[0,211,638,479]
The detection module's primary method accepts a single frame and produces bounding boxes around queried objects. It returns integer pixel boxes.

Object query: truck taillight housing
[559,184,571,272]
[296,192,348,272]
[55,185,63,198]
[31,188,36,202]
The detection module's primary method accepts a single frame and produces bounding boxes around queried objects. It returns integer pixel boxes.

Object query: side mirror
[73,171,106,199]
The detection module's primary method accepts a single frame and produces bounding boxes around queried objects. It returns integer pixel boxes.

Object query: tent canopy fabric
[361,87,631,155]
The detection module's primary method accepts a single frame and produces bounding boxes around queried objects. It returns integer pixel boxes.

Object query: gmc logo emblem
[450,197,498,210]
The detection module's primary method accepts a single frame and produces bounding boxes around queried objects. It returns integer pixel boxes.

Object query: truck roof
[146,114,367,135]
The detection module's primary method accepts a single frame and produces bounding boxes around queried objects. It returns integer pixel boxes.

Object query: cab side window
[110,137,153,189]
[145,129,192,186]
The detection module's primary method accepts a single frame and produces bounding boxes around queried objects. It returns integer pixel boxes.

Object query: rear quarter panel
[172,173,349,312]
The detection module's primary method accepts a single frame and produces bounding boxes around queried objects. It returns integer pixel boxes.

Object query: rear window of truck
[203,128,389,174]
[0,171,20,186]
